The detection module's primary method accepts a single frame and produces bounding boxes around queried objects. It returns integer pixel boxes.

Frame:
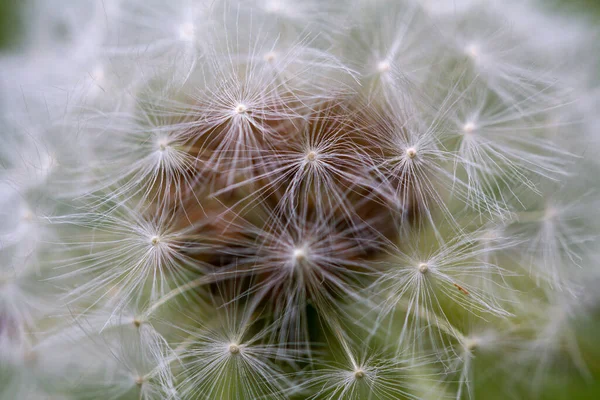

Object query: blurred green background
[0,0,22,50]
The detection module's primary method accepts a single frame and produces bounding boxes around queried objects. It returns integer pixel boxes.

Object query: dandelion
[441,3,570,106]
[371,230,513,355]
[230,27,358,101]
[171,288,298,400]
[444,82,575,215]
[359,97,471,235]
[101,0,216,82]
[214,205,381,347]
[508,185,597,287]
[441,318,524,400]
[182,36,303,183]
[50,199,214,315]
[346,0,441,103]
[0,263,53,351]
[72,97,202,209]
[2,0,600,399]
[303,327,440,400]
[212,104,379,222]
[507,286,598,396]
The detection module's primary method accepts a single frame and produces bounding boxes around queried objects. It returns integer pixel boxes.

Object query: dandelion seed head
[156,137,170,152]
[228,343,241,355]
[463,121,477,134]
[90,65,105,83]
[354,368,366,379]
[465,337,480,352]
[30,151,58,182]
[264,51,277,63]
[292,246,308,262]
[465,43,480,60]
[5,1,598,398]
[150,235,161,246]
[377,60,391,73]
[234,103,248,114]
[178,22,195,41]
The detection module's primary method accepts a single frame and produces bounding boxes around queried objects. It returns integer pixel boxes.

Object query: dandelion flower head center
[229,343,241,354]
[150,235,161,246]
[463,121,477,134]
[264,51,277,63]
[354,369,366,379]
[37,153,57,178]
[377,60,391,73]
[406,147,417,159]
[235,103,248,114]
[178,22,195,41]
[91,65,104,82]
[465,337,480,352]
[157,138,170,152]
[465,43,480,59]
[418,262,429,274]
[292,246,307,262]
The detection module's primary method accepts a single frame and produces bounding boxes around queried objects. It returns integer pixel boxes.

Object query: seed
[229,343,240,354]
[235,104,248,114]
